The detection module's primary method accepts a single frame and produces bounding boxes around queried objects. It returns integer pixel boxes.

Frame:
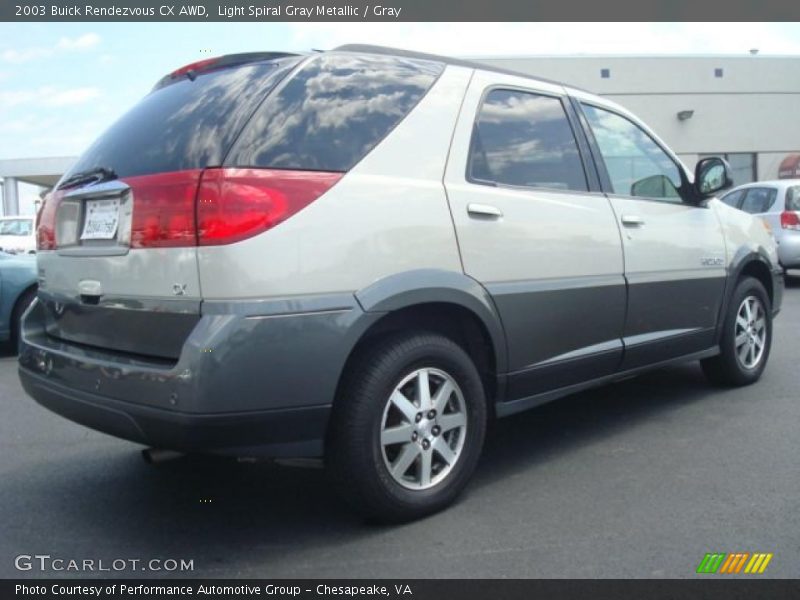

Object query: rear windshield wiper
[58,167,118,190]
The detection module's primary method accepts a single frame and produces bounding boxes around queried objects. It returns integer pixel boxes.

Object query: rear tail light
[41,168,339,251]
[127,170,203,248]
[780,211,800,231]
[36,190,62,250]
[196,169,342,246]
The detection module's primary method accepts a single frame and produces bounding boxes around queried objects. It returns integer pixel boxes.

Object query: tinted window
[468,90,587,191]
[582,104,684,202]
[228,53,443,172]
[721,189,744,208]
[740,188,776,214]
[64,58,300,180]
[786,186,800,211]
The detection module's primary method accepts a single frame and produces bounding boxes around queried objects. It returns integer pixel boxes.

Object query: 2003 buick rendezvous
[19,46,783,521]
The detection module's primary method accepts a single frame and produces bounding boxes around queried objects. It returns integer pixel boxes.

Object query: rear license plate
[81,199,120,240]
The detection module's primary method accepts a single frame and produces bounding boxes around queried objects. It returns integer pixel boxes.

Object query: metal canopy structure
[0,156,77,215]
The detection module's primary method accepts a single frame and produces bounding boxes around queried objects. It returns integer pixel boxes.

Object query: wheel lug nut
[432,426,441,436]
[415,413,422,422]
[427,410,436,419]
[411,432,418,441]
[422,439,430,450]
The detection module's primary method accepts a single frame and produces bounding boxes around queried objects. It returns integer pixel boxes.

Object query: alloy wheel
[734,295,767,370]
[379,367,468,490]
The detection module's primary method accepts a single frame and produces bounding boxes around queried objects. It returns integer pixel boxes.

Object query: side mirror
[694,157,733,198]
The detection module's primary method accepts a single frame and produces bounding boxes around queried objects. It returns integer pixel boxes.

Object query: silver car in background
[720,180,800,272]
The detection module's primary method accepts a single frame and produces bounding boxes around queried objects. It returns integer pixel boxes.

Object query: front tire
[701,277,772,386]
[326,331,487,522]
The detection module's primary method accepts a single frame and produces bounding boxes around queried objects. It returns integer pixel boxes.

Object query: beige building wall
[476,55,800,182]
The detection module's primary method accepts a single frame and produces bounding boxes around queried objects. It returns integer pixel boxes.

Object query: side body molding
[355,269,509,375]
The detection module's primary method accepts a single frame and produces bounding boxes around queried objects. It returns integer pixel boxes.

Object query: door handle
[467,203,503,218]
[621,214,645,227]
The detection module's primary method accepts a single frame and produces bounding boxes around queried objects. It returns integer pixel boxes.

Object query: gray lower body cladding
[493,273,726,400]
[18,294,380,456]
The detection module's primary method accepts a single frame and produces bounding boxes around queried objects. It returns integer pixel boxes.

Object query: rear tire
[326,331,487,522]
[701,277,772,386]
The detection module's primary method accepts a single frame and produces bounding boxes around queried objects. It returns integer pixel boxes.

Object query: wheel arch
[728,247,776,306]
[354,269,507,372]
[716,247,778,344]
[10,283,37,332]
[330,270,508,418]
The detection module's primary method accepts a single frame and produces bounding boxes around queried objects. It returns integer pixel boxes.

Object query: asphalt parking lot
[1,276,798,579]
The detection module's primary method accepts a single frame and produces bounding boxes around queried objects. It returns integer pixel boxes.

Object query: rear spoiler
[152,52,304,90]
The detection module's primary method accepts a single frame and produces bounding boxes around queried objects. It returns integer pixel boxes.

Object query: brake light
[170,58,219,79]
[196,169,342,246]
[126,170,202,248]
[780,211,800,231]
[36,190,62,250]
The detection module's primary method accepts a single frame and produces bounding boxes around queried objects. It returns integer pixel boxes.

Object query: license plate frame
[80,198,121,241]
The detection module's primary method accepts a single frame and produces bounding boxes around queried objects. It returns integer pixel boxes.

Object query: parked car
[19,46,783,521]
[719,179,800,272]
[0,251,37,348]
[0,216,36,254]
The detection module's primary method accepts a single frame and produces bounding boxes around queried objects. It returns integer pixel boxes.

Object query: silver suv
[719,179,800,272]
[19,45,783,521]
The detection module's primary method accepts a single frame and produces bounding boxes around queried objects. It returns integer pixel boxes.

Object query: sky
[2,22,800,210]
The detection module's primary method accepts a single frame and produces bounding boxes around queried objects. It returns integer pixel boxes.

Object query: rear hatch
[36,49,445,360]
[36,53,302,360]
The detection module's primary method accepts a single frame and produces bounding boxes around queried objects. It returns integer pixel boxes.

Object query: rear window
[787,186,800,211]
[226,53,444,172]
[721,189,744,208]
[740,188,776,214]
[63,57,301,180]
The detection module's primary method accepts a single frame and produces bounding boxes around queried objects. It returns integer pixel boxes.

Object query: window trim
[465,85,593,195]
[576,100,697,206]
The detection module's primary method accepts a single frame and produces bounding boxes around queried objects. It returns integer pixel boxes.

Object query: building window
[600,68,610,78]
[699,153,757,187]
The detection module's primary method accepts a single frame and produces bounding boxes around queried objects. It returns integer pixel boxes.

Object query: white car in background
[0,216,36,254]
[720,180,800,272]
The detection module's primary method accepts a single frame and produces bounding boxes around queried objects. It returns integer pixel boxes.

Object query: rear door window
[63,57,301,180]
[468,89,588,191]
[740,187,776,214]
[227,53,444,172]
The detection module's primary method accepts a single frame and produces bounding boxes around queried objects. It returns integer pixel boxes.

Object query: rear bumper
[19,368,329,456]
[777,232,800,269]
[18,294,379,456]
